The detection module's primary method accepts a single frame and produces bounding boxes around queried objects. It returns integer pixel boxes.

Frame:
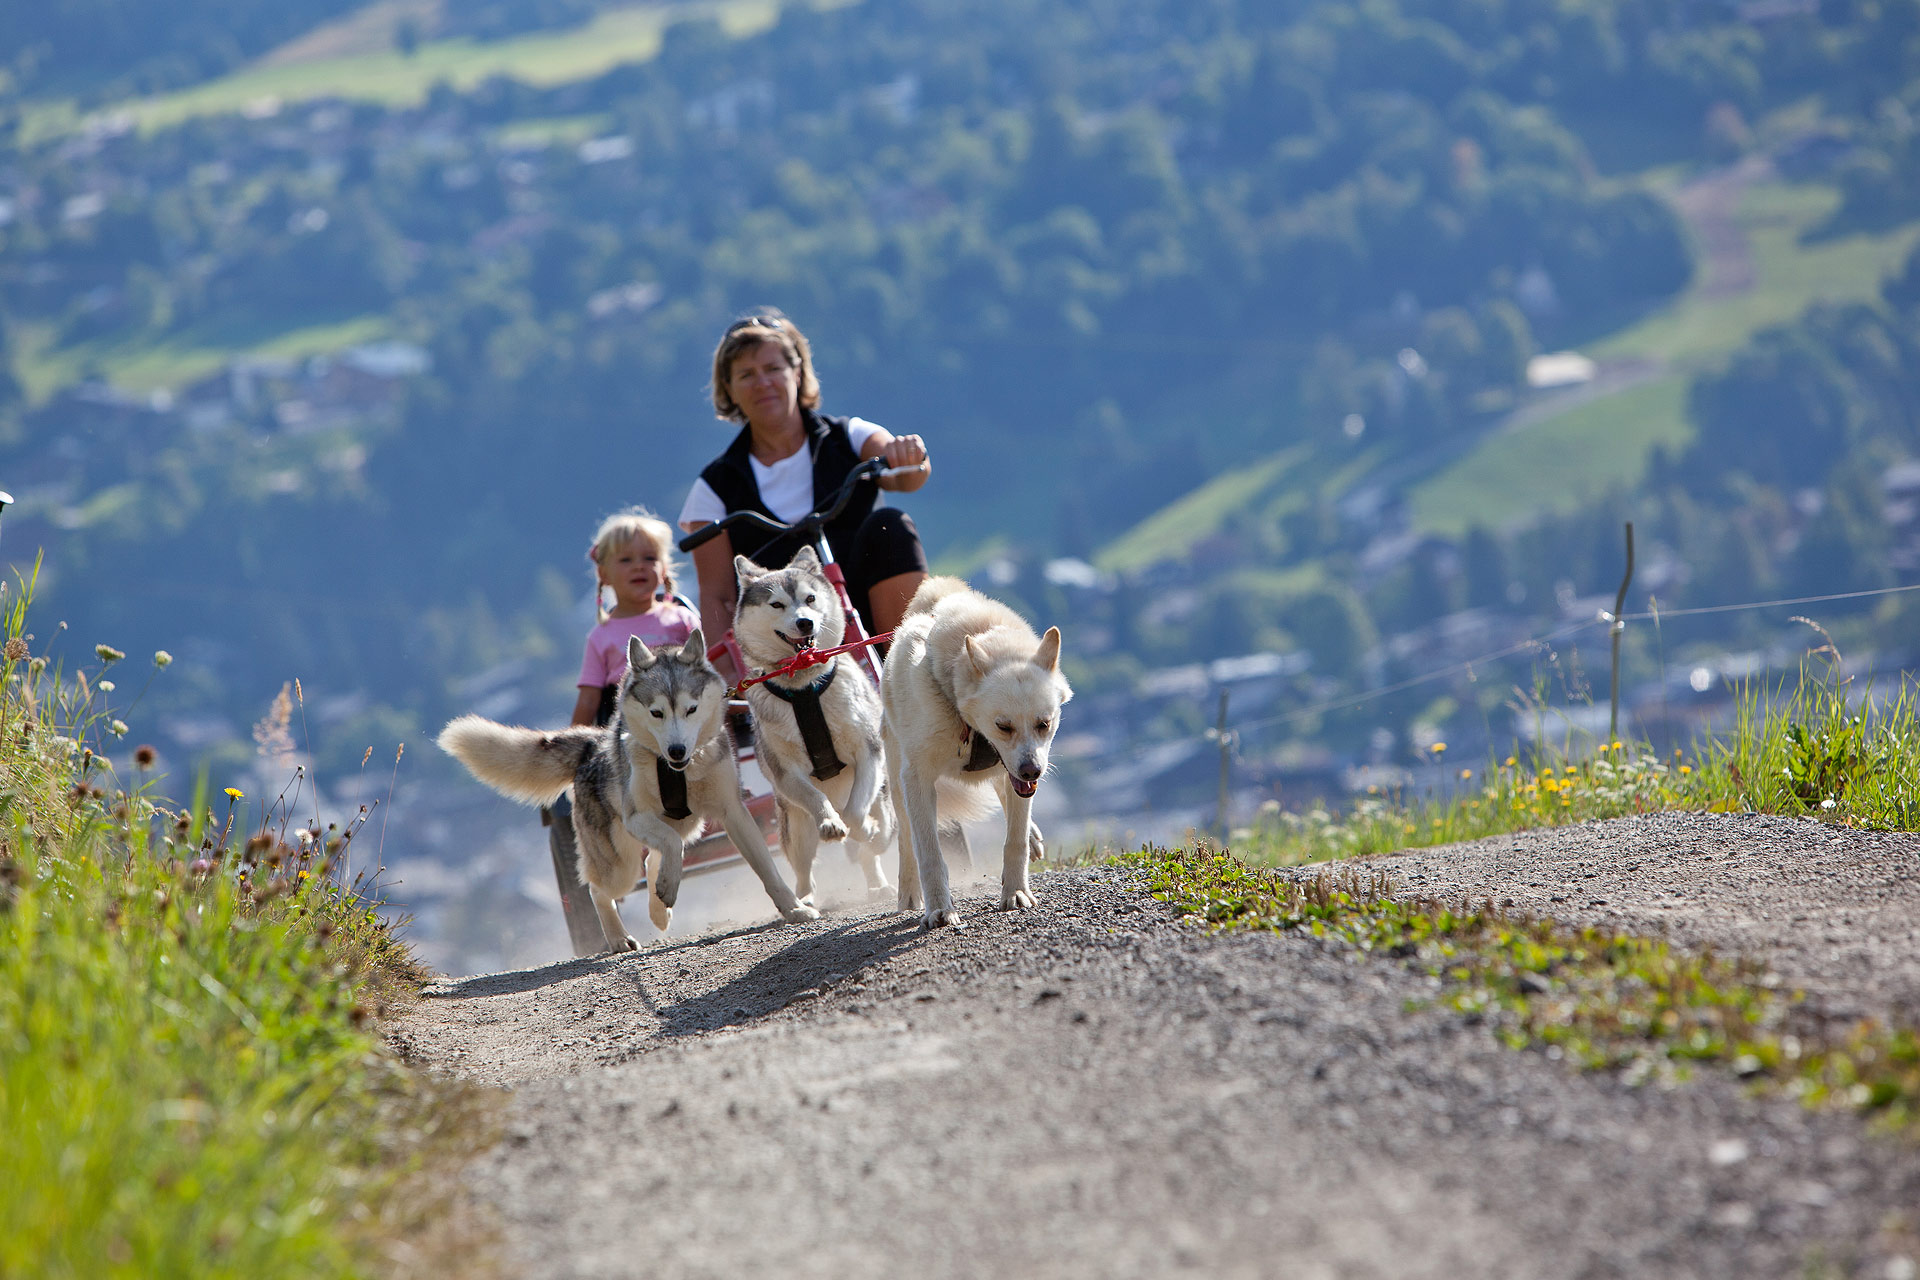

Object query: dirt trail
[393,815,1920,1279]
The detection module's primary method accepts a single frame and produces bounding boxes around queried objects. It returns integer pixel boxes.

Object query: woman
[678,312,931,673]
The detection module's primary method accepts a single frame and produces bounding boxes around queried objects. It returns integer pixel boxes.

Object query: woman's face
[727,340,800,427]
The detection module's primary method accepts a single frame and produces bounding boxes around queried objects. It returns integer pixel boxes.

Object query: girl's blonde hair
[587,507,677,623]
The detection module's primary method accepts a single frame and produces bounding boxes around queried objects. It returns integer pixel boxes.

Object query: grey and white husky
[438,630,819,952]
[733,546,892,903]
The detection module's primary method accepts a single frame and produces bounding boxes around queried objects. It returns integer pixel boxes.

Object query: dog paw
[897,885,921,912]
[818,813,849,841]
[920,908,966,931]
[783,902,822,923]
[604,934,639,954]
[1000,888,1035,911]
[649,893,671,932]
[1027,823,1046,863]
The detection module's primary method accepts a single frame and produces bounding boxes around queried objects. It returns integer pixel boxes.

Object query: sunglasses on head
[726,315,786,335]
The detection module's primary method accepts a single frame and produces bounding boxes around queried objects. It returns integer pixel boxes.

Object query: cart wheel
[544,795,606,958]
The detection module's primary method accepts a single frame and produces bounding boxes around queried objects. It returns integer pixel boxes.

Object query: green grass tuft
[0,563,495,1277]
[1123,845,1920,1131]
[1231,660,1920,868]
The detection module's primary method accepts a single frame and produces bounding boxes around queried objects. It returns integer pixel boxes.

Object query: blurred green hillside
[3,0,1920,785]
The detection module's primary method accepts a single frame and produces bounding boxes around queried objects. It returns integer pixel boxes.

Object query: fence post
[1205,690,1233,843]
[1608,521,1635,745]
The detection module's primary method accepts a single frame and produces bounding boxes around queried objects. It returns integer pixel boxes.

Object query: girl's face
[727,340,800,428]
[602,538,664,612]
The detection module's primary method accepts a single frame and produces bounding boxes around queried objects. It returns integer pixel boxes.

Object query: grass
[15,311,388,403]
[1592,182,1920,369]
[1409,374,1690,536]
[20,0,854,140]
[0,564,494,1276]
[1094,446,1308,574]
[1123,847,1920,1129]
[1409,178,1920,535]
[1231,657,1920,866]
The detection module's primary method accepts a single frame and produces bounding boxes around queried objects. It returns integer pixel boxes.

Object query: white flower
[153,650,173,668]
[1820,798,1837,810]
[109,719,129,736]
[97,680,114,692]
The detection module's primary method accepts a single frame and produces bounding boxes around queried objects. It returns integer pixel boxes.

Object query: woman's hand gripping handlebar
[676,457,926,553]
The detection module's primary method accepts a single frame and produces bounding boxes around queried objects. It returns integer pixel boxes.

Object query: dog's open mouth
[1008,772,1038,799]
[775,630,815,653]
[664,758,689,772]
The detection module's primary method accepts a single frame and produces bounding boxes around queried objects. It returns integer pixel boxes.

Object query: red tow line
[731,630,894,698]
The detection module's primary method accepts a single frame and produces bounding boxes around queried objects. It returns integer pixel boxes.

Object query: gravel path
[392,817,1920,1279]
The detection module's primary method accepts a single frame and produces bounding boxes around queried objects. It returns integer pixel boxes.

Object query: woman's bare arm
[860,430,931,493]
[688,526,741,683]
[570,686,602,727]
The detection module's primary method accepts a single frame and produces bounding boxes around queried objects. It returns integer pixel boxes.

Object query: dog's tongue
[1010,775,1038,798]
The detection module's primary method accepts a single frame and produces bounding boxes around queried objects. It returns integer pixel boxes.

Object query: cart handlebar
[677,458,924,553]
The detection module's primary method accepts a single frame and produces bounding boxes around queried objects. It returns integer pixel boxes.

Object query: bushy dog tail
[437,715,598,806]
[903,575,971,619]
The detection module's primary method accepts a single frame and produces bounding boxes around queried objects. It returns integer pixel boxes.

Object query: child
[572,508,701,727]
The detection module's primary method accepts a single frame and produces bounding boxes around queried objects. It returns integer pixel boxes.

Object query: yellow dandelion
[1679,764,1692,775]
[1505,756,1518,767]
[1459,769,1472,780]
[298,870,311,881]
[1430,742,1447,754]
[224,787,244,800]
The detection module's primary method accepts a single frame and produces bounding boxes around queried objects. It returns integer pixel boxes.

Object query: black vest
[697,411,876,568]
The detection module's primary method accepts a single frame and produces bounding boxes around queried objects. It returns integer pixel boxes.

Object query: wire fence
[1073,576,1920,783]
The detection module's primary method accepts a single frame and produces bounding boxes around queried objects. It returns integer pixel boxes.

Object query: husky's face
[732,546,845,663]
[620,630,724,769]
[957,626,1073,799]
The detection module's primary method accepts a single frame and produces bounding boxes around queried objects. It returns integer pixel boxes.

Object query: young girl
[572,508,701,727]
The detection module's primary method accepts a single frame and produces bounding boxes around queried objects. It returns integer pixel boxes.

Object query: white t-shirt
[677,417,887,531]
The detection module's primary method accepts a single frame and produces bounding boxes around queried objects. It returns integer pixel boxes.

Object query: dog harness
[760,660,846,780]
[958,724,1001,773]
[655,758,692,821]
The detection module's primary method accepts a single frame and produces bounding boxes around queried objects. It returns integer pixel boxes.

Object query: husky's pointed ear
[680,628,706,662]
[628,634,657,671]
[1034,626,1062,673]
[965,634,989,677]
[733,555,763,588]
[790,544,821,572]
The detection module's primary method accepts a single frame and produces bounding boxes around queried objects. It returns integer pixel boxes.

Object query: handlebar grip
[678,523,725,552]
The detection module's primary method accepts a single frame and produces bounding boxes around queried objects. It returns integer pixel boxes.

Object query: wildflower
[108,719,128,737]
[189,858,214,876]
[2,637,26,663]
[298,870,311,881]
[1505,756,1517,767]
[1821,798,1837,810]
[247,833,271,855]
[98,680,115,693]
[224,787,244,800]
[1459,769,1472,780]
[1430,742,1446,754]
[1679,765,1691,775]
[134,745,157,769]
[95,644,125,664]
[28,657,46,675]
[153,650,173,668]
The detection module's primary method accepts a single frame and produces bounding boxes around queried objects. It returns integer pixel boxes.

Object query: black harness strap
[656,758,692,821]
[761,660,846,780]
[961,725,1001,773]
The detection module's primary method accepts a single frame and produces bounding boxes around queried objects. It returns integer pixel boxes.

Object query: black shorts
[827,508,927,633]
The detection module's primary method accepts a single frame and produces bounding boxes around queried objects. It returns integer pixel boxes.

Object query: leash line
[730,629,894,698]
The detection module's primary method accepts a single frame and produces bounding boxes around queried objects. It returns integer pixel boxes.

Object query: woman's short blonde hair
[710,310,820,422]
[587,507,677,622]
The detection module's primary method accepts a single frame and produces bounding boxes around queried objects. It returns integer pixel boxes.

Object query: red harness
[732,630,894,697]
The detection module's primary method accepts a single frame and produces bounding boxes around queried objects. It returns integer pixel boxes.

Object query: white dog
[438,631,819,952]
[732,547,892,903]
[881,577,1072,929]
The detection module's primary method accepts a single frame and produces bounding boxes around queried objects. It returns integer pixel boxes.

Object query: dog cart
[545,458,957,956]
